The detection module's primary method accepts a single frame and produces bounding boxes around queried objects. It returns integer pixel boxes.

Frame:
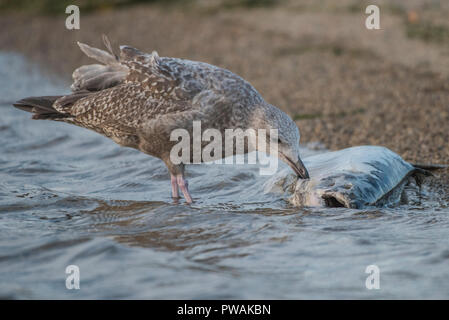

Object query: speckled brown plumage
[13,36,309,203]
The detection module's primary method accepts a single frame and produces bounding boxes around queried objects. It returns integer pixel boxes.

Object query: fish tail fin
[411,163,448,171]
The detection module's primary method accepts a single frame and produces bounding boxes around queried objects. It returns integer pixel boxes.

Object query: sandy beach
[1,0,448,192]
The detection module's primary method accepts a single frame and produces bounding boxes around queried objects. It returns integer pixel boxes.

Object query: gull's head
[253,103,310,179]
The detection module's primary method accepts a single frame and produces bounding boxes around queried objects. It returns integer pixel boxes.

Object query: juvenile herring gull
[13,36,309,203]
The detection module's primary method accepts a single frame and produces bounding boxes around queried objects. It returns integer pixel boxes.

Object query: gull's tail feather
[72,35,128,92]
[13,96,69,120]
[102,34,119,61]
[77,35,118,65]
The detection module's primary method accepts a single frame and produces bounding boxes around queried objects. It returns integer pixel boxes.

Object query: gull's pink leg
[171,174,179,199]
[176,174,193,204]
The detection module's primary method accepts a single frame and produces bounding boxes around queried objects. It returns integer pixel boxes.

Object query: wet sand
[1,0,448,193]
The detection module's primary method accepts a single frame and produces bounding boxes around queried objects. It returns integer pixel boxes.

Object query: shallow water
[0,52,448,299]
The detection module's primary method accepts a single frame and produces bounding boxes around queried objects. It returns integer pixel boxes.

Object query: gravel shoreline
[1,2,448,197]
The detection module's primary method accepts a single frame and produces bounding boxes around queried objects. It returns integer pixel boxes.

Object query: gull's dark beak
[285,156,310,179]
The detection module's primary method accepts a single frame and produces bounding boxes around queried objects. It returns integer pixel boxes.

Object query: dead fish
[265,146,437,209]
